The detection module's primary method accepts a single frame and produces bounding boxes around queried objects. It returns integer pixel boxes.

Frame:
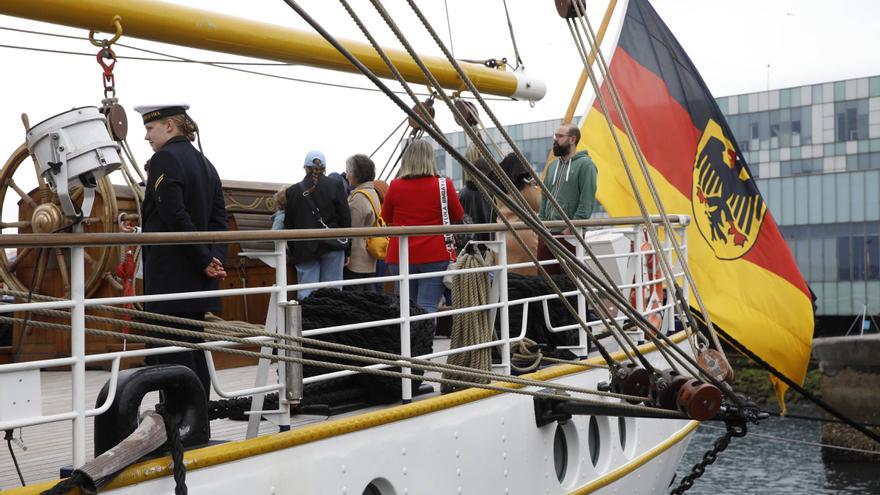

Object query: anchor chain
[670,419,747,494]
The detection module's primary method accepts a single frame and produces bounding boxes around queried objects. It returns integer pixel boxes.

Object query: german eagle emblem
[691,119,766,260]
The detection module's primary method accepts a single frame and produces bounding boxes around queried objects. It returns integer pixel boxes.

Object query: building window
[834,99,869,142]
[838,237,851,280]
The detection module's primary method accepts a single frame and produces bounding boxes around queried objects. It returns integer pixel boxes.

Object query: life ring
[629,235,664,332]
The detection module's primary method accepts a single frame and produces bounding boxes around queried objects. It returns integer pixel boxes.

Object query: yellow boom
[0,0,545,100]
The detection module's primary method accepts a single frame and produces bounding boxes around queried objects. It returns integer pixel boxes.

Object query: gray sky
[0,0,878,216]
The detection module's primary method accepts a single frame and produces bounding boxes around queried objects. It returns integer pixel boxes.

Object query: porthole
[617,416,637,458]
[551,420,581,489]
[588,416,601,467]
[553,424,568,482]
[362,478,396,495]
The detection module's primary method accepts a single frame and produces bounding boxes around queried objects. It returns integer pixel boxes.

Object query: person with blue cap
[284,150,351,299]
[133,102,228,399]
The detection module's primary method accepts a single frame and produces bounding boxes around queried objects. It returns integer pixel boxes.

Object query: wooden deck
[0,338,451,490]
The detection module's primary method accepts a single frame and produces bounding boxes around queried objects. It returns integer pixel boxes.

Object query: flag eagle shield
[576,0,814,405]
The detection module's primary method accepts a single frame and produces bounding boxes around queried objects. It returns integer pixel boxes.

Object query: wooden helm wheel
[0,142,118,298]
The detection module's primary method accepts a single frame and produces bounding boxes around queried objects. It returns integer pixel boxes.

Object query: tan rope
[441,252,493,392]
[2,295,649,403]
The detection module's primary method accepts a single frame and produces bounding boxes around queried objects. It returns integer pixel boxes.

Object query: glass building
[435,75,880,325]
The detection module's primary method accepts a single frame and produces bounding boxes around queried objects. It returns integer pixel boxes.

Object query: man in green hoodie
[537,123,598,274]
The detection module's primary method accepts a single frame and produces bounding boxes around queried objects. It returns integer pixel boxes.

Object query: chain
[670,419,747,494]
[96,41,117,98]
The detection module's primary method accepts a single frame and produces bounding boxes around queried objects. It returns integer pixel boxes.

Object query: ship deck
[0,338,453,489]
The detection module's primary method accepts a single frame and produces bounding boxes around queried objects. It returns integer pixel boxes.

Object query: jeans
[389,261,448,314]
[295,249,345,299]
[373,259,388,294]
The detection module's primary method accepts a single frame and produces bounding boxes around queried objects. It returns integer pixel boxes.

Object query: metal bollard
[282,301,304,407]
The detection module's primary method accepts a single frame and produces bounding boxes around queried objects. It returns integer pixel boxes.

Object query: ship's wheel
[0,142,118,298]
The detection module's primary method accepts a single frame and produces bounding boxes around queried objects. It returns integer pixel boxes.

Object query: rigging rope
[0,25,515,101]
[698,423,880,456]
[0,289,649,403]
[500,0,523,70]
[391,0,737,397]
[390,0,692,374]
[567,3,726,360]
[359,0,650,374]
[0,313,676,415]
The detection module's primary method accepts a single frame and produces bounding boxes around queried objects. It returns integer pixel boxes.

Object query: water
[674,412,880,494]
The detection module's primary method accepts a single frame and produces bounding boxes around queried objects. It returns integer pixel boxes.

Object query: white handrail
[0,219,689,471]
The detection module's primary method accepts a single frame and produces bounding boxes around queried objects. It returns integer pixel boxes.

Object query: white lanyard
[438,177,455,259]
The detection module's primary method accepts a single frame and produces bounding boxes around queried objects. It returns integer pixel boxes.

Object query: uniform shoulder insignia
[154,173,166,190]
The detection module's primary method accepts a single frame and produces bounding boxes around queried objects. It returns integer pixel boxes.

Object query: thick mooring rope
[442,252,492,392]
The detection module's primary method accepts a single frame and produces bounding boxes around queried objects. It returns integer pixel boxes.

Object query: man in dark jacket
[135,103,228,399]
[284,150,351,299]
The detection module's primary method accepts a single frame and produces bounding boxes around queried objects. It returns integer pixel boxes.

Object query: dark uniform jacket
[284,173,351,265]
[142,136,228,313]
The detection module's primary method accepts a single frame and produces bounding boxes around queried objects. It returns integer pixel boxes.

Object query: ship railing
[0,215,689,469]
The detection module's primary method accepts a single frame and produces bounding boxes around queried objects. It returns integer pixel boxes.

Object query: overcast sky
[0,0,878,217]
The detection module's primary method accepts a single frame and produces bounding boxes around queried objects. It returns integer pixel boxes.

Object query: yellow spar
[0,0,545,101]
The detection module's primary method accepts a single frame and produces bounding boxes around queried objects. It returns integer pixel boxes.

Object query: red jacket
[381,176,464,264]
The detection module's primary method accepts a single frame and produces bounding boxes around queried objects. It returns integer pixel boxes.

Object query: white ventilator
[27,106,121,219]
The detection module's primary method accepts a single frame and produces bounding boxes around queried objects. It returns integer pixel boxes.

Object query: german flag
[578,0,814,406]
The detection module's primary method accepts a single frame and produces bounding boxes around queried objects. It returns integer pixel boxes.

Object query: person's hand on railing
[204,257,227,280]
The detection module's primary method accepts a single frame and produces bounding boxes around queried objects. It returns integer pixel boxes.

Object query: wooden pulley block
[610,362,650,401]
[697,348,734,383]
[407,99,435,130]
[555,0,587,19]
[453,99,479,128]
[102,103,128,141]
[676,379,722,421]
[652,369,690,410]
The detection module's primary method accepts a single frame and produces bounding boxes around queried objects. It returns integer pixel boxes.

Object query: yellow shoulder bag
[353,189,389,260]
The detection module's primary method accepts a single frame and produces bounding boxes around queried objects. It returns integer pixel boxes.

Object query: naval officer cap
[133,103,190,124]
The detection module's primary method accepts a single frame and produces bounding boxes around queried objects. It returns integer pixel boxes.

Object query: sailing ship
[0,1,817,494]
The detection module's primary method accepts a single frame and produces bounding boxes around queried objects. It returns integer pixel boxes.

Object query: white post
[273,240,290,431]
[70,236,86,468]
[634,227,645,314]
[398,236,412,403]
[498,234,510,374]
[246,244,285,438]
[664,225,675,335]
[574,228,588,356]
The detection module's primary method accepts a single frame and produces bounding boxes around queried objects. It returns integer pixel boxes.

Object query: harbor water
[674,410,880,494]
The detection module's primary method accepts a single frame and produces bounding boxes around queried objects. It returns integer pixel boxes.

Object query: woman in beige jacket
[344,154,382,289]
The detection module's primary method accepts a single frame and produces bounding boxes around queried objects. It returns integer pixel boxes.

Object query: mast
[0,0,545,101]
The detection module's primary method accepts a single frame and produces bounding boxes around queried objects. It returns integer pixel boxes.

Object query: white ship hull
[9,340,695,495]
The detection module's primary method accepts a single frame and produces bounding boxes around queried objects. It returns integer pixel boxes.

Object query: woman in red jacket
[381,139,464,316]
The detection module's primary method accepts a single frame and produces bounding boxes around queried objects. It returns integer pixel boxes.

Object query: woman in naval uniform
[134,103,228,399]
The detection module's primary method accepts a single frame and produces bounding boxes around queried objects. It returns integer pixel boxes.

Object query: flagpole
[561,0,618,124]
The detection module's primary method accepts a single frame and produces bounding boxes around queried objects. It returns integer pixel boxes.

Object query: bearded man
[537,123,598,274]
